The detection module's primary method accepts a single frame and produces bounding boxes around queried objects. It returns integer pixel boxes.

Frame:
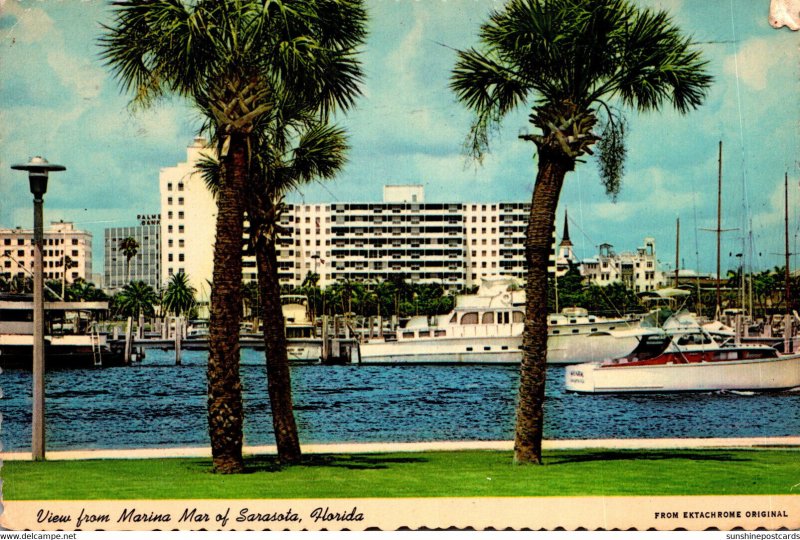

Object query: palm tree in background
[101,0,365,473]
[115,281,159,320]
[65,279,108,302]
[451,0,712,464]
[162,272,197,318]
[118,237,139,284]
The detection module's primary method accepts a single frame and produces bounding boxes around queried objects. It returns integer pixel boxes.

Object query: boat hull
[547,332,643,364]
[0,344,126,369]
[358,330,644,365]
[565,354,800,393]
[358,335,521,364]
[287,339,323,363]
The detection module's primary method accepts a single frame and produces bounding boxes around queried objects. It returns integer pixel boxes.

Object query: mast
[675,217,680,287]
[785,172,792,353]
[716,141,723,318]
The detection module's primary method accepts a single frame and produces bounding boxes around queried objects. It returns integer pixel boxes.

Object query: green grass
[4,449,799,500]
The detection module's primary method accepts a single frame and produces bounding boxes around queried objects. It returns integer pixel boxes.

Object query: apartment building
[325,185,466,287]
[160,139,558,293]
[0,220,92,283]
[580,238,666,292]
[104,214,161,291]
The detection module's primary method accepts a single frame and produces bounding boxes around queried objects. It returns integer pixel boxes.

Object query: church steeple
[556,208,575,276]
[560,208,572,247]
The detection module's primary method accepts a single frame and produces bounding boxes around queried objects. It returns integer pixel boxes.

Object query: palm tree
[451,0,712,464]
[200,118,351,465]
[252,99,356,465]
[101,0,365,473]
[114,281,159,320]
[118,237,139,284]
[162,272,197,318]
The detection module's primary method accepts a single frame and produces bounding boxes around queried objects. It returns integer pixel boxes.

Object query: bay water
[2,348,798,451]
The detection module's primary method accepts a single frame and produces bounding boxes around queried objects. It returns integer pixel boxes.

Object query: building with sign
[104,214,161,292]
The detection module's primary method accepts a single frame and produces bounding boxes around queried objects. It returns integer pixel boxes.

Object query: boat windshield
[619,333,672,361]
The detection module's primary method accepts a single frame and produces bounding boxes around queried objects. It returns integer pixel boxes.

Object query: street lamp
[11,156,66,461]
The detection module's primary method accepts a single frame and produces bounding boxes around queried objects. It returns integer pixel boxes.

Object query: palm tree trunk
[257,234,302,464]
[514,148,573,465]
[207,133,246,474]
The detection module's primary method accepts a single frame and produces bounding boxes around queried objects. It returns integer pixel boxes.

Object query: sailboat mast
[783,171,792,353]
[675,217,680,287]
[716,141,723,318]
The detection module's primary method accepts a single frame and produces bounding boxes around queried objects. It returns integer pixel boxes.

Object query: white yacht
[356,277,637,364]
[282,295,323,362]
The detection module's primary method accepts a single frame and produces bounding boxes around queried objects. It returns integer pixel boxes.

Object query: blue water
[2,349,799,451]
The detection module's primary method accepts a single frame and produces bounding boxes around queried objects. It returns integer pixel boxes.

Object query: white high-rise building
[1,220,92,284]
[159,139,559,293]
[159,137,218,301]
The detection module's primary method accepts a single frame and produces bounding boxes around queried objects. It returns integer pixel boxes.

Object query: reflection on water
[2,348,799,451]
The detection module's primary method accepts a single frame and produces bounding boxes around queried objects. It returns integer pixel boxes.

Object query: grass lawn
[4,448,799,500]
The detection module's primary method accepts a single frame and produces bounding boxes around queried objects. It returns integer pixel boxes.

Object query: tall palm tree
[101,0,365,473]
[114,281,159,320]
[118,237,139,284]
[162,272,197,317]
[200,119,351,465]
[451,0,712,464]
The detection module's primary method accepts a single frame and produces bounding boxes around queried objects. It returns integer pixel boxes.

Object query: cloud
[723,37,786,91]
[0,1,55,43]
[47,48,104,101]
[753,173,800,229]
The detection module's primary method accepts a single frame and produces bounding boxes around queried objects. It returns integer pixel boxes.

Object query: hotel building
[159,137,218,302]
[0,220,93,283]
[159,139,564,293]
[104,214,162,292]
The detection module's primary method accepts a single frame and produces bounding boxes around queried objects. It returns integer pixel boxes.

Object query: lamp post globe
[12,156,66,199]
[11,156,66,461]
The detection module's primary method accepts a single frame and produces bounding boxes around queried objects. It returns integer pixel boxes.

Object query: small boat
[357,276,637,364]
[565,326,800,393]
[0,295,124,368]
[186,319,209,338]
[282,295,322,362]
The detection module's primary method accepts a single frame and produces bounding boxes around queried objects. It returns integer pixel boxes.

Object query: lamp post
[11,156,66,461]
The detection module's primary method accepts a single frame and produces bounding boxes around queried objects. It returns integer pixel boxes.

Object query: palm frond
[290,123,349,184]
[195,153,222,199]
[452,0,711,168]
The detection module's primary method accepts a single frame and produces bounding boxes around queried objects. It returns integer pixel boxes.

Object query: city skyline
[1,0,798,278]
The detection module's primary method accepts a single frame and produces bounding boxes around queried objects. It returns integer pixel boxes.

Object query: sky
[1,0,798,278]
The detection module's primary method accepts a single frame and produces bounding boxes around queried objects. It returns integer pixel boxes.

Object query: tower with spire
[556,208,575,276]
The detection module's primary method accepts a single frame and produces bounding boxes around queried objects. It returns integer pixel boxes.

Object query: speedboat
[565,326,800,393]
